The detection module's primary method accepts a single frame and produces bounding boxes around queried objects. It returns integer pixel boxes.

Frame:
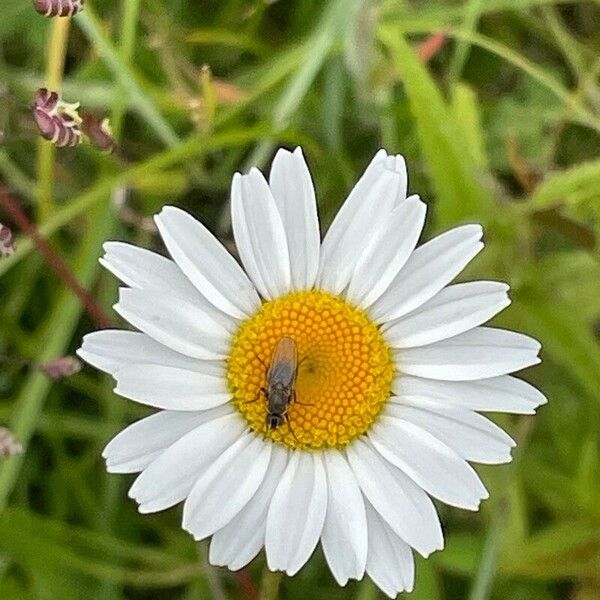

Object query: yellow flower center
[227,290,394,450]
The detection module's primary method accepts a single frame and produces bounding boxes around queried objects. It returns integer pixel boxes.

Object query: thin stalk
[447,0,484,85]
[0,123,275,277]
[36,17,71,221]
[111,0,142,137]
[468,418,537,600]
[76,6,180,147]
[259,569,283,600]
[0,199,117,510]
[99,3,142,597]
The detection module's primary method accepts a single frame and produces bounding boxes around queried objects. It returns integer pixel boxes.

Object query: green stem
[0,123,275,277]
[259,569,283,600]
[36,17,71,221]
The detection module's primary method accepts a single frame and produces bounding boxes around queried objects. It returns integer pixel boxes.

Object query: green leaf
[379,29,492,229]
[500,520,600,579]
[508,294,600,403]
[531,159,600,210]
[450,83,489,169]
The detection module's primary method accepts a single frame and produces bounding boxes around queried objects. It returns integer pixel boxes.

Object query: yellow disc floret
[227,290,394,450]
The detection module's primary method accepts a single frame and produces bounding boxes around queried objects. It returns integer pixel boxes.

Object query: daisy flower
[78,148,546,597]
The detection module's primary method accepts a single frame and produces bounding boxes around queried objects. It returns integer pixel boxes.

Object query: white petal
[365,501,415,597]
[346,438,443,557]
[103,405,231,473]
[77,330,224,378]
[369,415,489,510]
[113,364,230,411]
[383,281,510,348]
[114,288,230,360]
[395,327,541,380]
[321,451,368,585]
[266,452,327,575]
[128,412,245,513]
[318,151,408,295]
[387,403,515,465]
[100,242,198,302]
[371,224,484,323]
[231,169,291,299]
[269,147,320,290]
[392,374,546,414]
[347,196,427,309]
[155,206,260,318]
[183,433,272,541]
[209,445,289,570]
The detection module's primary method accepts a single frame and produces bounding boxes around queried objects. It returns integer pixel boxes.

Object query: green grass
[1,0,600,598]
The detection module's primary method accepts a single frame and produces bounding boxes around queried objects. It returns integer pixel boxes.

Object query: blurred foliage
[0,0,600,598]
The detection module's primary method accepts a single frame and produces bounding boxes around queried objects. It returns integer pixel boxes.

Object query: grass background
[1,0,600,598]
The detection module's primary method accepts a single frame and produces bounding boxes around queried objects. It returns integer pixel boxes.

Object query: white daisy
[78,148,546,597]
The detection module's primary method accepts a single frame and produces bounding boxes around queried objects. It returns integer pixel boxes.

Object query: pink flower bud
[32,0,85,17]
[0,222,15,257]
[40,356,82,379]
[32,88,82,148]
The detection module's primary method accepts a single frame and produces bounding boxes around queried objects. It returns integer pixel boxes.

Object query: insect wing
[267,337,298,386]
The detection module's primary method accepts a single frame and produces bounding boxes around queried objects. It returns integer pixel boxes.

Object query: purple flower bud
[32,88,82,148]
[40,356,82,379]
[0,427,23,457]
[32,0,85,17]
[82,113,117,154]
[0,222,15,257]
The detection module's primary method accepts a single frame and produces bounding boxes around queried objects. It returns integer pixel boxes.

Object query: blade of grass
[447,0,484,85]
[379,28,491,228]
[0,123,275,276]
[75,6,180,147]
[384,24,600,134]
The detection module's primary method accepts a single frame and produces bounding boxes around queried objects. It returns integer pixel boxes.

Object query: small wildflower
[32,0,85,17]
[82,114,117,154]
[40,355,82,379]
[32,88,82,148]
[79,148,546,598]
[0,222,15,257]
[0,427,23,457]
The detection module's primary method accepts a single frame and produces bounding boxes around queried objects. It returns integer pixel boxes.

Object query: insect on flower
[32,88,82,148]
[263,336,299,430]
[32,0,85,17]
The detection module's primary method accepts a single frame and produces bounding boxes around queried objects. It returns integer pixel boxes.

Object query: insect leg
[284,413,301,444]
[291,390,314,406]
[243,386,267,404]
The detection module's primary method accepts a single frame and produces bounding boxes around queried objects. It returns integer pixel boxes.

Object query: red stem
[0,187,113,329]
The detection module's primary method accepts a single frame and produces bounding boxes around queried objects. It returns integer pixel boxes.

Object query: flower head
[79,148,546,597]
[32,88,82,148]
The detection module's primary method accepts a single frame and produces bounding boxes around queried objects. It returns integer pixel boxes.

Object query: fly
[263,336,298,430]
